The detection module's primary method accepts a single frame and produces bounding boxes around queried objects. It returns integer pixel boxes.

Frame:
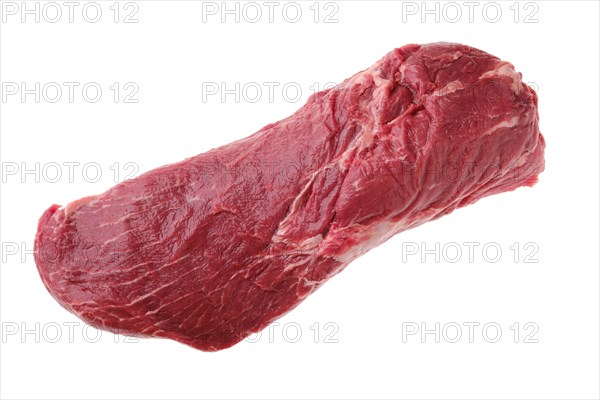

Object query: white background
[1,1,599,399]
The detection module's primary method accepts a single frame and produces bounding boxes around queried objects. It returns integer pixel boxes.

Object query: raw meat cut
[34,43,545,351]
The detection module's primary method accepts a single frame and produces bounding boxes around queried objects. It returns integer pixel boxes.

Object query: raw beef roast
[34,43,545,351]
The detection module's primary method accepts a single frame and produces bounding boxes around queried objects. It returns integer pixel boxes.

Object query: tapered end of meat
[34,197,102,315]
[34,204,72,312]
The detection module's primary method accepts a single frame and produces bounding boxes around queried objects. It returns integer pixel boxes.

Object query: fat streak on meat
[34,43,545,351]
